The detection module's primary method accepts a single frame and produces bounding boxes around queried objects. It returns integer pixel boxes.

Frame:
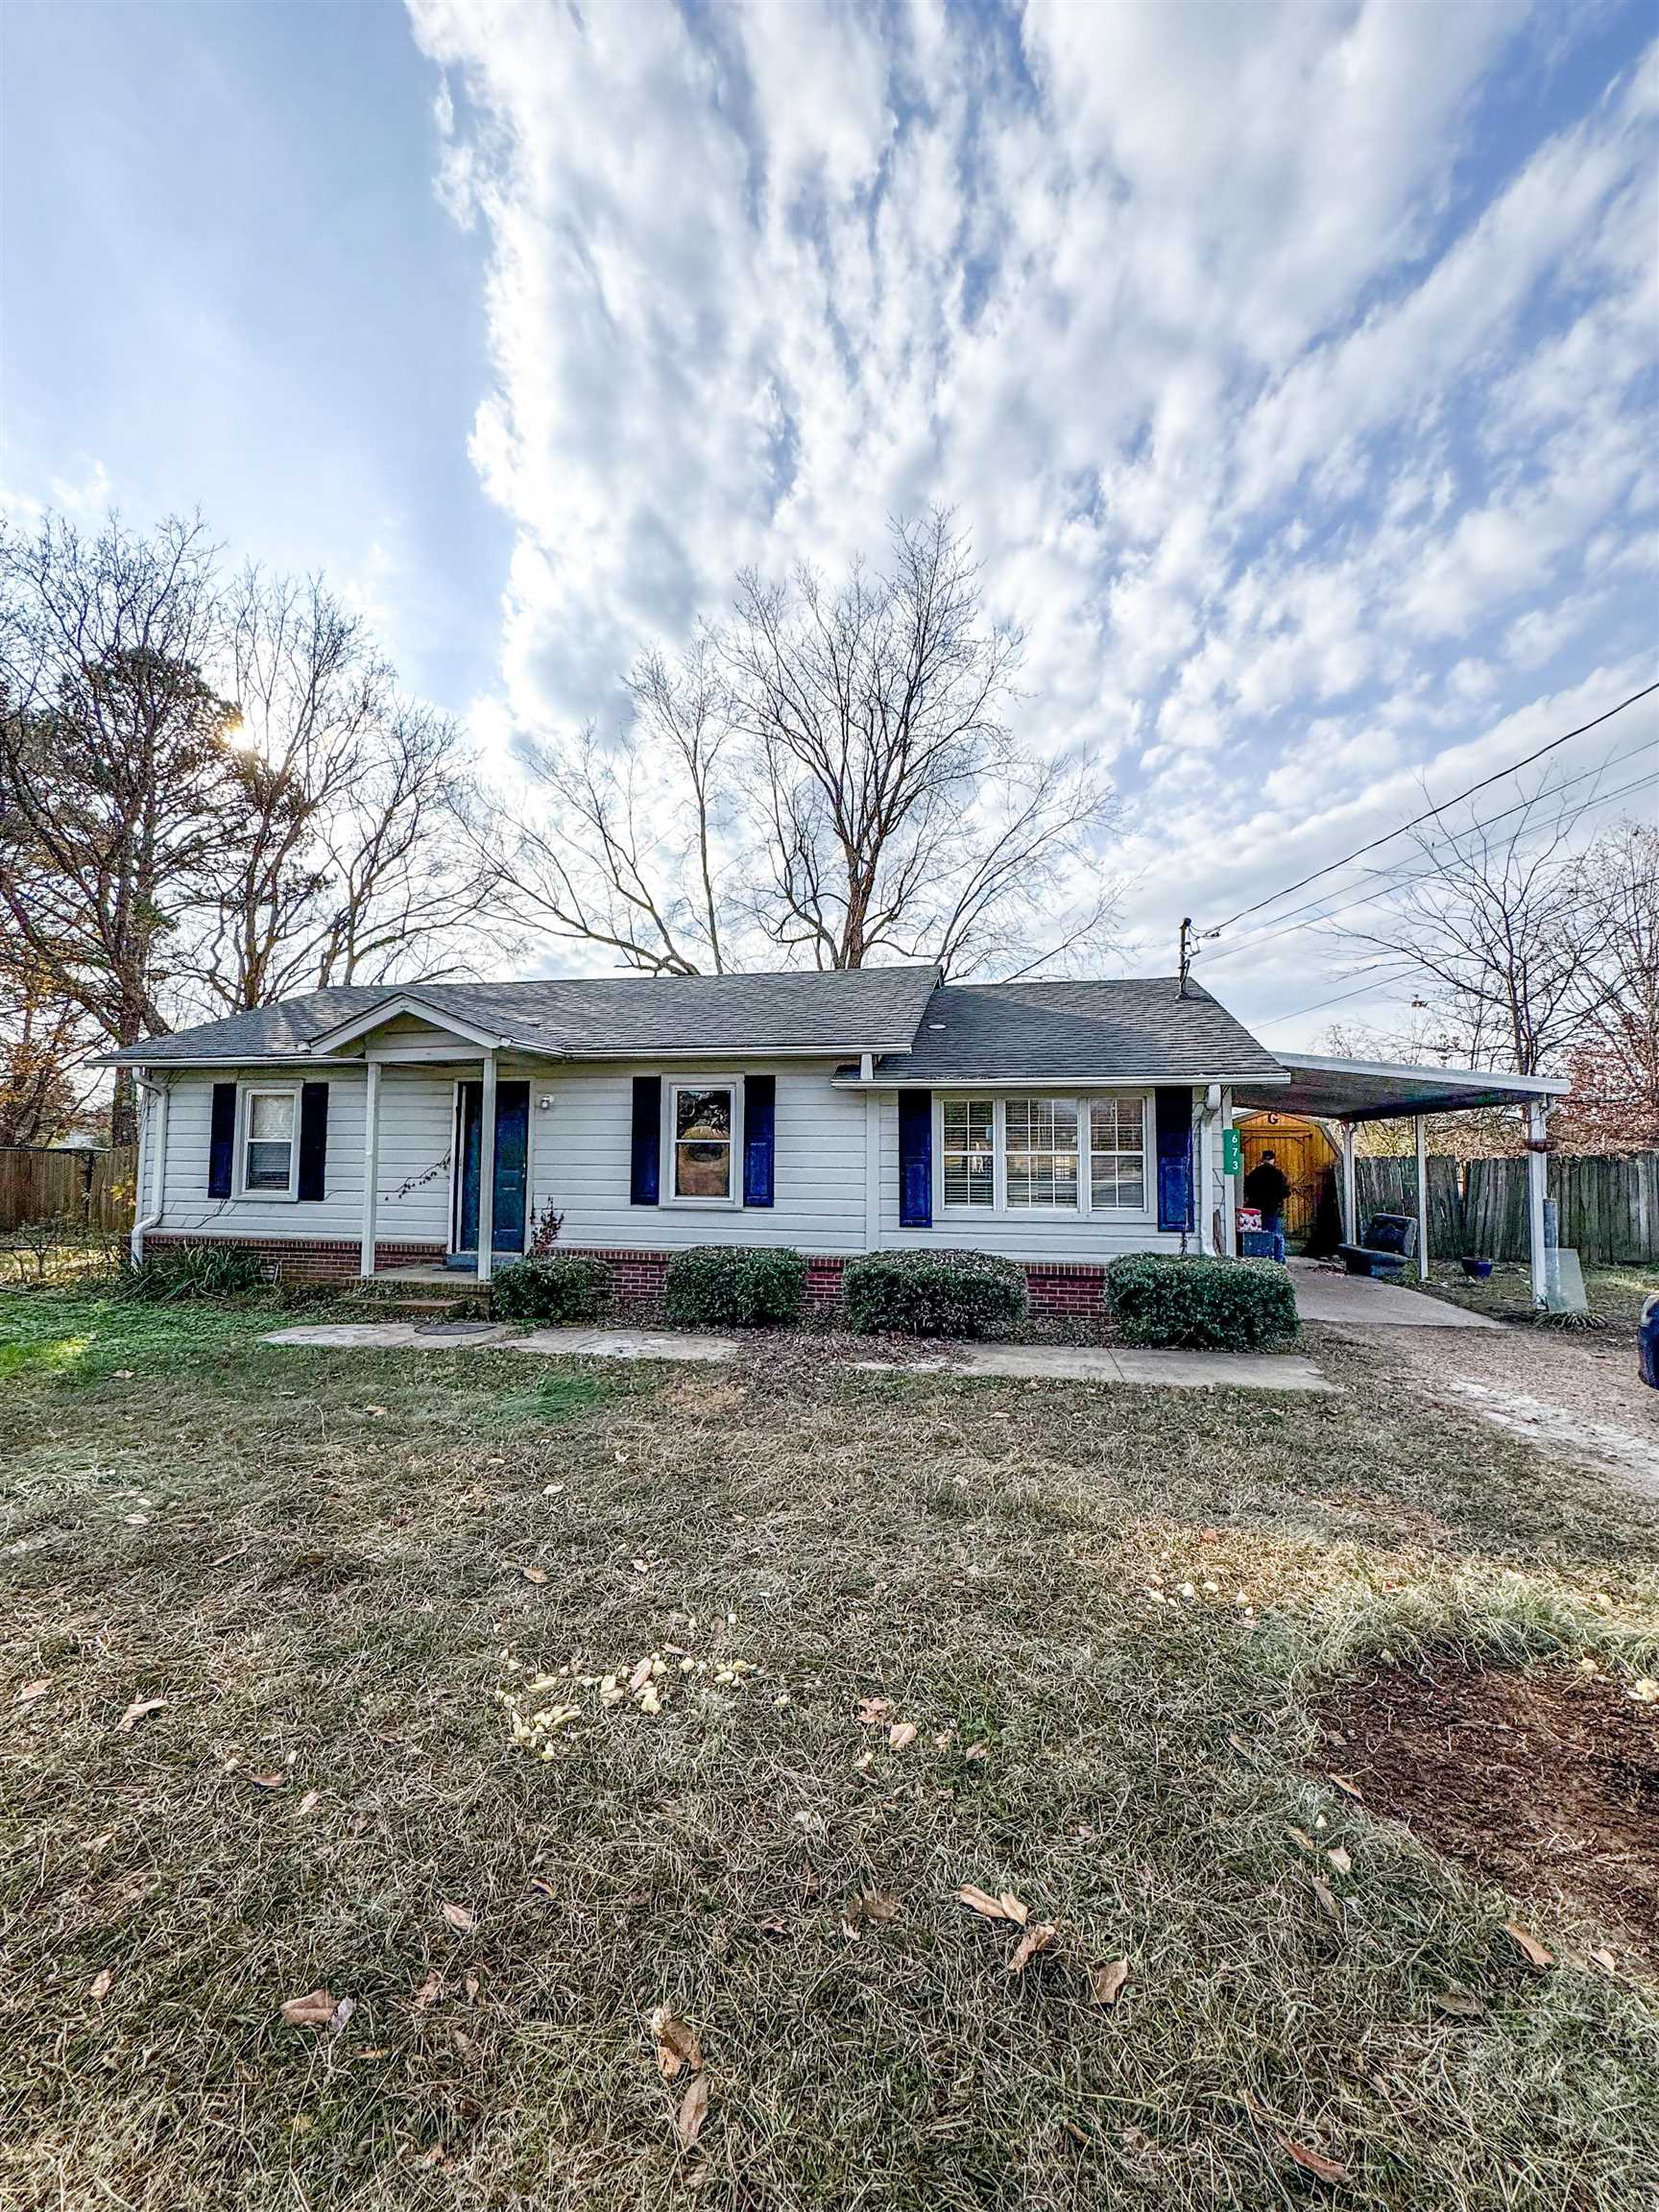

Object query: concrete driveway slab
[1288,1261,1499,1329]
[956,1342,1334,1392]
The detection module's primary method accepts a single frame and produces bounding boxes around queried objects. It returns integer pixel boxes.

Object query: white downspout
[1414,1114,1430,1283]
[1526,1097,1549,1310]
[131,1070,168,1263]
[360,1060,382,1279]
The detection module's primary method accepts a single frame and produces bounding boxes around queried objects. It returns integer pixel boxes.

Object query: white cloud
[405,0,1658,1023]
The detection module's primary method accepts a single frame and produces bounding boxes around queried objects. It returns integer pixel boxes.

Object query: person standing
[1244,1148,1291,1261]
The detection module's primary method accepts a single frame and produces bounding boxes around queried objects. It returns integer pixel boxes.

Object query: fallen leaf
[998,1890,1030,1926]
[628,1656,655,1695]
[1328,1772,1364,1803]
[413,1971,444,2010]
[650,2008,703,2080]
[111,1368,134,1379]
[1089,1959,1130,2007]
[888,1720,919,1751]
[528,1876,559,1901]
[1310,1877,1340,1922]
[755,1916,791,1937]
[1430,1989,1487,2019]
[855,1696,892,1726]
[281,1988,344,2031]
[116,1695,167,1733]
[1286,1827,1315,1853]
[520,1566,547,1586]
[1326,1846,1353,1876]
[463,1971,480,2002]
[296,1790,320,1816]
[1503,1921,1553,1970]
[1587,1946,1618,1976]
[1277,2134,1348,2184]
[16,1678,49,1706]
[956,1884,1011,1921]
[1008,1923,1057,1975]
[329,1995,355,2038]
[630,1557,651,1575]
[675,2071,710,2150]
[962,1743,989,1763]
[88,1967,114,2001]
[860,1890,900,1923]
[440,1901,476,1934]
[246,1771,287,1792]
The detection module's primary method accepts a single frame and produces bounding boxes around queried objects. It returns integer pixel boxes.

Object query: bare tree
[0,513,247,1139]
[1339,774,1610,1080]
[491,638,733,974]
[0,948,99,1146]
[483,511,1120,976]
[187,567,485,1011]
[1560,818,1659,1148]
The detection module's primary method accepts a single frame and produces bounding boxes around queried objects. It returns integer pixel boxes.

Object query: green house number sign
[1223,1128,1242,1176]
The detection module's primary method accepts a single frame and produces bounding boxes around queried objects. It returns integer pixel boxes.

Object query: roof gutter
[830,1070,1293,1090]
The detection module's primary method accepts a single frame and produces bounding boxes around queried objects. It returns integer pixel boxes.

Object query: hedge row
[490,1245,1299,1348]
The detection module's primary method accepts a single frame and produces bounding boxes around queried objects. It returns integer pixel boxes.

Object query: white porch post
[1526,1096,1548,1309]
[1413,1114,1430,1282]
[477,1048,497,1284]
[359,1060,381,1278]
[1221,1088,1237,1258]
[1340,1122,1358,1242]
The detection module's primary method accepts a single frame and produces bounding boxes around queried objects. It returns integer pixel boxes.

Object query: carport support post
[359,1060,381,1279]
[477,1048,497,1285]
[1413,1114,1429,1282]
[1340,1121,1357,1242]
[1526,1096,1548,1309]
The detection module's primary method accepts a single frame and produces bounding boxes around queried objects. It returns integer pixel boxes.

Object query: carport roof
[1233,1051,1570,1124]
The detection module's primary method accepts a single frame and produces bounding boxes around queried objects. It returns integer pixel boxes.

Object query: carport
[1233,1054,1572,1307]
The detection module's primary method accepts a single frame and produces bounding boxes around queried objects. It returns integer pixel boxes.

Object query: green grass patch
[2,1290,1657,2209]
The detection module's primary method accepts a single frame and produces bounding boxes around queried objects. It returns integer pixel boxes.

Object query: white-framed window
[1089,1096,1149,1212]
[941,1095,995,1208]
[1004,1097,1079,1209]
[665,1079,741,1205]
[239,1083,300,1199]
[932,1092,1153,1218]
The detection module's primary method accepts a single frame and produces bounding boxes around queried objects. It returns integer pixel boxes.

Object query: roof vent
[928,1021,946,1029]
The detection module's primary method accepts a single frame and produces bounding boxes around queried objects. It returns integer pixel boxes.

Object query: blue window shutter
[1154,1087,1193,1233]
[298,1082,329,1202]
[743,1074,775,1207]
[630,1075,661,1205]
[207,1082,236,1198]
[898,1091,932,1227]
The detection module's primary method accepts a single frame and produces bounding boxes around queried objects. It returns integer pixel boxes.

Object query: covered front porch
[1234,1052,1572,1308]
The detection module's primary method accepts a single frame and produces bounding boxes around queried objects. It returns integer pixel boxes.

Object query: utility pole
[1177,917,1192,998]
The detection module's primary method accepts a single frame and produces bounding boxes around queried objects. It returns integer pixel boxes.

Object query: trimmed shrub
[120,1241,269,1302]
[843,1249,1028,1338]
[663,1245,806,1330]
[492,1253,610,1324]
[1105,1254,1298,1349]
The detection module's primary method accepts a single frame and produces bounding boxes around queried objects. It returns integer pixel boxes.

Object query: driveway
[1288,1259,1499,1330]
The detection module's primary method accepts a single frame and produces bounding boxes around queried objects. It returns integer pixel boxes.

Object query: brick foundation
[139,1234,1110,1314]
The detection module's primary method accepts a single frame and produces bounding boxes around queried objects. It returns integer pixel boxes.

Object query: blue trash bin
[1640,1291,1659,1390]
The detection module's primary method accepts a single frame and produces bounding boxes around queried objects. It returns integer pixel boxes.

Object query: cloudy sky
[5,0,1656,1043]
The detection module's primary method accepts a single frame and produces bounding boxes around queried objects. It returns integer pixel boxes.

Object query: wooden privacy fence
[1357,1150,1659,1265]
[0,1145,138,1235]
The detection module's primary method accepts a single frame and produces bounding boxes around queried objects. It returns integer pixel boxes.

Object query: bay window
[934,1093,1150,1216]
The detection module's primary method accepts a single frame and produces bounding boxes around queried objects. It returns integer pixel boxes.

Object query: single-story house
[104,966,1568,1310]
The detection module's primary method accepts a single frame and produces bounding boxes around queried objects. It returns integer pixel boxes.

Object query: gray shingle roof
[864,979,1286,1085]
[106,966,944,1065]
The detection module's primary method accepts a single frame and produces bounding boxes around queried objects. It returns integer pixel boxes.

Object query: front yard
[3,1287,1657,2210]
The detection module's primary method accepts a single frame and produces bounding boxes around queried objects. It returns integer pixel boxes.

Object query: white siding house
[112,967,1289,1300]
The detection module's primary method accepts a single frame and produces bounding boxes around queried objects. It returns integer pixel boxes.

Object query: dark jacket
[1244,1161,1290,1214]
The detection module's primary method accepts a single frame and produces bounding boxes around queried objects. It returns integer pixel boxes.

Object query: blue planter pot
[1460,1257,1494,1282]
[1640,1292,1659,1390]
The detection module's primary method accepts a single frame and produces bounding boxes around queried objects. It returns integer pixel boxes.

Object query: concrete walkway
[261,1320,1331,1392]
[1287,1259,1498,1329]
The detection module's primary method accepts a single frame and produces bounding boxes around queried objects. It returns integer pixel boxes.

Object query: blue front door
[455,1081,530,1257]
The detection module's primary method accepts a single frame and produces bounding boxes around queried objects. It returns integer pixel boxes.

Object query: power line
[1266,966,1422,1026]
[1198,753,1659,972]
[1201,680,1659,938]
